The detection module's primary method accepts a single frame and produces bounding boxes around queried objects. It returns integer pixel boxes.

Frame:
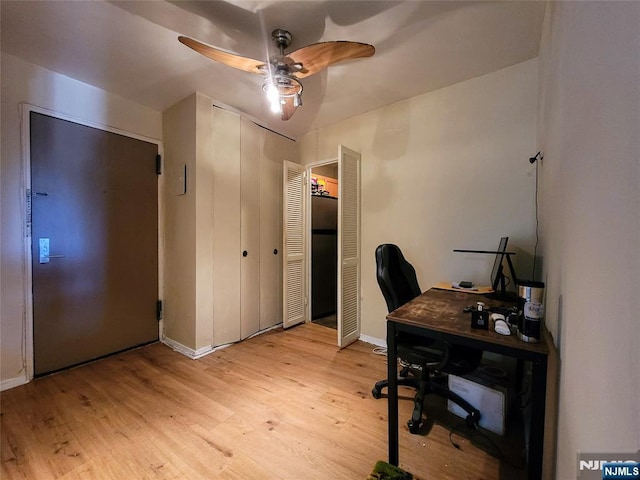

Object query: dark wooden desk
[386,288,553,480]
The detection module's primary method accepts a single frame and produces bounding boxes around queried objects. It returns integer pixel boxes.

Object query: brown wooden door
[30,112,159,376]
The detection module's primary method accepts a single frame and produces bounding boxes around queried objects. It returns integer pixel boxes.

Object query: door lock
[39,238,65,264]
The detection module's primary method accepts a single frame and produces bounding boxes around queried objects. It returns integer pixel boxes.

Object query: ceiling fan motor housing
[271,29,292,52]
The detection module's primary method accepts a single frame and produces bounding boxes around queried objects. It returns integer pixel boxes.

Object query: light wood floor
[1,323,525,479]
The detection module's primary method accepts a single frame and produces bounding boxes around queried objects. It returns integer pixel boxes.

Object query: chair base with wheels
[372,342,482,433]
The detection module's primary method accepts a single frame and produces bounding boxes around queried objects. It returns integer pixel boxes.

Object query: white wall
[300,59,538,341]
[0,53,162,388]
[161,94,198,350]
[161,92,216,353]
[537,2,640,477]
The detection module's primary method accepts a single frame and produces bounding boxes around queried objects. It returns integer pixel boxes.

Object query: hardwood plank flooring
[1,323,526,479]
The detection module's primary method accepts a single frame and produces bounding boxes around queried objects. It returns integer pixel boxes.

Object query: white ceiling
[1,1,546,139]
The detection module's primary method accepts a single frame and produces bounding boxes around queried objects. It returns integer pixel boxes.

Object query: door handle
[39,238,65,264]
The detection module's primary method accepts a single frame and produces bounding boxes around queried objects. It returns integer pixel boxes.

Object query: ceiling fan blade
[178,36,264,74]
[288,41,375,79]
[280,97,298,121]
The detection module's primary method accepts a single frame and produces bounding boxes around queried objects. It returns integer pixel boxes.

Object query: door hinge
[156,300,163,321]
[156,154,162,175]
[26,189,32,236]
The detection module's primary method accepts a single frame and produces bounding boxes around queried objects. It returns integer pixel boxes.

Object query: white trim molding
[1,374,29,392]
[359,334,386,348]
[161,323,283,360]
[161,336,217,360]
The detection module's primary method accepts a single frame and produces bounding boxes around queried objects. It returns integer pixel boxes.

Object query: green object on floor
[367,461,418,480]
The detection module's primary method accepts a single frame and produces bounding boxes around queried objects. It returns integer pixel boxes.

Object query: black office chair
[372,244,483,433]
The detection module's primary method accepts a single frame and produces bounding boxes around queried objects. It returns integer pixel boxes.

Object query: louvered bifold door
[337,146,361,347]
[283,161,307,328]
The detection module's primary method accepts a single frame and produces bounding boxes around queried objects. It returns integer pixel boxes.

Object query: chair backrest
[375,244,422,313]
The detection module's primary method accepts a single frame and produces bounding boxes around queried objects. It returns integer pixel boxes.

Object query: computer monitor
[453,236,518,298]
[490,237,509,293]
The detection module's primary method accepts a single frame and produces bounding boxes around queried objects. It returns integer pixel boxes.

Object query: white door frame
[19,103,163,384]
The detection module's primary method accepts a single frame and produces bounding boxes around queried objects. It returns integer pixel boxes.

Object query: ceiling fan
[178,29,375,121]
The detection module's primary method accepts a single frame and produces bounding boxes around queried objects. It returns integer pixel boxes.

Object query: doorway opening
[310,163,338,330]
[283,145,360,347]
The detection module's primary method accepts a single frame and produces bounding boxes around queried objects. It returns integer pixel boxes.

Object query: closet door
[260,132,285,330]
[337,145,361,347]
[212,110,290,344]
[283,161,307,328]
[212,108,241,346]
[240,118,261,339]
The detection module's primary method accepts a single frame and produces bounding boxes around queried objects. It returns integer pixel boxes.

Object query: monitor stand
[485,276,518,301]
[485,258,519,301]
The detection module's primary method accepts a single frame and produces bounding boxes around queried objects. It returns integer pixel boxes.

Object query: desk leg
[529,357,548,480]
[387,321,399,466]
[516,359,525,393]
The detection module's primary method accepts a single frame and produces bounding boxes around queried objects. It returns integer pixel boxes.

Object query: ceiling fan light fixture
[262,73,303,115]
[265,82,281,113]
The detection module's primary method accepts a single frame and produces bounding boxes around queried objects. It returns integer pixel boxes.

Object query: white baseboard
[162,324,283,360]
[1,373,29,392]
[161,336,217,360]
[359,334,386,348]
